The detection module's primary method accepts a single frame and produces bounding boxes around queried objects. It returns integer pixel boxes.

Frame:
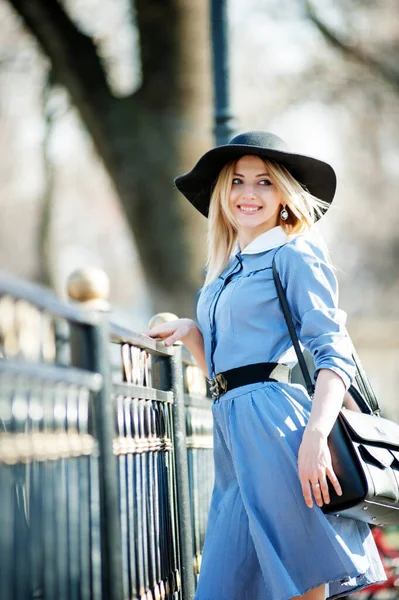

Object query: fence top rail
[0,360,103,391]
[110,321,174,357]
[112,383,173,403]
[0,271,101,327]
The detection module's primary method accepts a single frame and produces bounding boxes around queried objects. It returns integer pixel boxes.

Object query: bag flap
[339,409,399,450]
[358,444,395,468]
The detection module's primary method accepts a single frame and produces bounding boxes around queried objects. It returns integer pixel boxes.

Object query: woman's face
[228,155,283,241]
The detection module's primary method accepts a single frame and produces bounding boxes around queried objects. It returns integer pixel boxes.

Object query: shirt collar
[236,226,290,255]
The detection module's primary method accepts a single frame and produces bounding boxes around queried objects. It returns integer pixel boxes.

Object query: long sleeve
[275,234,355,390]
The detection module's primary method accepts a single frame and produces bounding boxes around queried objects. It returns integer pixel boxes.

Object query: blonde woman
[145,132,386,600]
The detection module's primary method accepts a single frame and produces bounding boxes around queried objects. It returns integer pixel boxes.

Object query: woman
[145,132,386,600]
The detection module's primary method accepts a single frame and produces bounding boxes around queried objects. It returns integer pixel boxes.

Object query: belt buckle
[209,373,228,400]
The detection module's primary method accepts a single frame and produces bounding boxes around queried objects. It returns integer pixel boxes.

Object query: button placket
[208,254,243,377]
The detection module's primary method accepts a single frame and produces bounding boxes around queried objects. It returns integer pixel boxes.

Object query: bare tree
[304,0,399,93]
[295,0,399,314]
[7,0,212,315]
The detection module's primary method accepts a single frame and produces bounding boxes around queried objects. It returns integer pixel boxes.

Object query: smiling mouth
[237,205,262,213]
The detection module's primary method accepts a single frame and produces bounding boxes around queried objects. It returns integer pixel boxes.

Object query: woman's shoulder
[276,231,328,267]
[274,230,337,293]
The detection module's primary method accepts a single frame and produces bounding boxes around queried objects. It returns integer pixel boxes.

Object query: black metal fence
[0,271,214,600]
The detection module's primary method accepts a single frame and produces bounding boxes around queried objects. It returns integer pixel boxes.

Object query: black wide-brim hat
[174,131,337,219]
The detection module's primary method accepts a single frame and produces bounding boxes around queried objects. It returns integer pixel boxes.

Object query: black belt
[208,362,291,400]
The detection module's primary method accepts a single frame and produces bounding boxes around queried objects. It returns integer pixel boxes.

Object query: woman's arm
[298,368,344,509]
[306,368,345,437]
[144,318,209,377]
[275,237,358,509]
[180,322,208,377]
[343,390,362,412]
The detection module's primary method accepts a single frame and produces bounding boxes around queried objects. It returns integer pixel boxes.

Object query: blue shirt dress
[195,226,386,600]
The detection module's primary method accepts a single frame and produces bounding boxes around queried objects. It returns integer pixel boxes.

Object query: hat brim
[174,144,336,219]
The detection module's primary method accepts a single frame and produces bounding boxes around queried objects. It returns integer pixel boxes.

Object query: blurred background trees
[1,0,212,320]
[0,0,398,327]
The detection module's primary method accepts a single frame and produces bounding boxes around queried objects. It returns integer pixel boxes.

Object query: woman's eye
[231,178,272,185]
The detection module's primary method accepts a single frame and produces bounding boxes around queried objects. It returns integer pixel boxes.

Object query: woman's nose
[241,186,256,199]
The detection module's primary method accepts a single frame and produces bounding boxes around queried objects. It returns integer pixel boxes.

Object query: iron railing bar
[112,383,173,404]
[116,395,130,598]
[0,361,102,391]
[170,346,195,599]
[0,272,100,326]
[124,397,137,600]
[88,320,124,600]
[88,454,102,600]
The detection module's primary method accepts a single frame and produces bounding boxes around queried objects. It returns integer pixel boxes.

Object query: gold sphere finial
[67,267,110,311]
[148,312,179,329]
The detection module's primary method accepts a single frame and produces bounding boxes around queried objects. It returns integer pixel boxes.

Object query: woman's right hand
[143,318,208,377]
[143,318,198,347]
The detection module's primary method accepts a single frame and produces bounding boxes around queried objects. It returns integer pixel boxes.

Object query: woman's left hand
[297,429,342,509]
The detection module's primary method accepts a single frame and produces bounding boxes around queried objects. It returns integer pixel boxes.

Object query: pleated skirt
[194,381,387,600]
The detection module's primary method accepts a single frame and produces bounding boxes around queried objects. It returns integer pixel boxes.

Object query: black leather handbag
[272,258,399,526]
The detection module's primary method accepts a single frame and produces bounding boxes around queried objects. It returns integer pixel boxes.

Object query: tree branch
[37,73,56,288]
[8,0,118,162]
[305,0,399,94]
[9,0,111,93]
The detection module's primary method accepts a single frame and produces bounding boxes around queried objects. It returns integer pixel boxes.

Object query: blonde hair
[203,158,331,287]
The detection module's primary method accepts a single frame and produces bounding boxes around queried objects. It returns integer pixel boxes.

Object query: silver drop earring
[280,206,289,221]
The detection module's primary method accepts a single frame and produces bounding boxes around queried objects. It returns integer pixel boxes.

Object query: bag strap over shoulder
[272,257,315,397]
[272,255,380,416]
